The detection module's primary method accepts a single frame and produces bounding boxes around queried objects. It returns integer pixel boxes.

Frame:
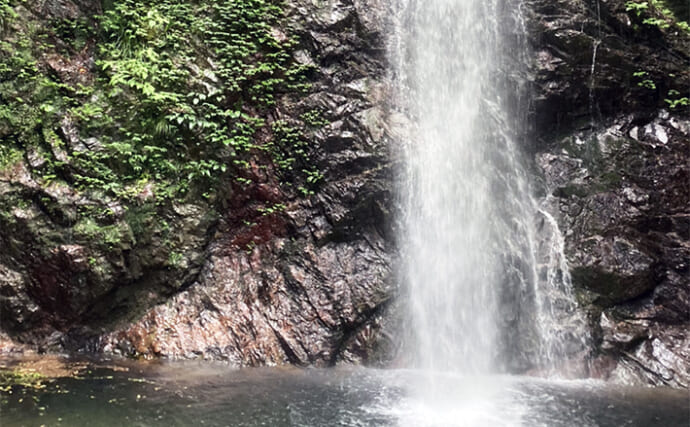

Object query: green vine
[0,0,320,208]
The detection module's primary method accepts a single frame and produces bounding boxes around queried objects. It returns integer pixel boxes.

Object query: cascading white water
[392,0,589,374]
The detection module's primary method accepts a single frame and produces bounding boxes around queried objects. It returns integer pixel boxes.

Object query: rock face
[1,0,397,366]
[1,0,213,349]
[92,0,396,366]
[530,0,689,387]
[1,0,688,388]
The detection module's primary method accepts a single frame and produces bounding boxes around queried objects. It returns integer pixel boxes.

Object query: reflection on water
[1,360,688,427]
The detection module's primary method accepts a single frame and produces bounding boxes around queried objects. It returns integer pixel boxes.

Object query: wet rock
[99,235,393,365]
[540,115,689,387]
[570,236,657,304]
[0,0,395,366]
[101,0,397,365]
[607,326,690,389]
[1,0,687,390]
[533,0,689,387]
[528,0,690,138]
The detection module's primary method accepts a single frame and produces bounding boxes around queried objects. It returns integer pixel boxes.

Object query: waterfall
[391,0,589,374]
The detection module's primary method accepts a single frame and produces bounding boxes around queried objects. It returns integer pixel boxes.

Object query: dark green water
[1,360,688,426]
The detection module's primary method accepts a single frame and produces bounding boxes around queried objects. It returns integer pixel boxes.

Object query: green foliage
[632,71,657,89]
[0,0,324,270]
[168,251,183,268]
[74,218,128,249]
[639,79,656,89]
[299,168,324,196]
[664,97,689,108]
[1,0,321,216]
[51,17,93,52]
[626,1,649,16]
[664,89,689,109]
[300,109,329,128]
[257,202,286,215]
[642,17,670,28]
[625,0,690,33]
[0,0,16,34]
[269,120,302,171]
[0,144,21,170]
[0,369,47,392]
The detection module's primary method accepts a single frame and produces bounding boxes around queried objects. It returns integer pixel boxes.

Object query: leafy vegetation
[632,71,657,89]
[0,369,47,392]
[631,70,688,111]
[0,0,321,208]
[625,1,650,16]
[0,144,21,170]
[0,0,326,262]
[664,89,689,109]
[625,0,690,33]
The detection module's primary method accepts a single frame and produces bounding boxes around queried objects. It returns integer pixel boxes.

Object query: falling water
[392,0,589,374]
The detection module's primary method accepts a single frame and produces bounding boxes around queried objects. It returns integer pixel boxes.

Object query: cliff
[0,0,688,387]
[0,0,396,366]
[530,0,689,387]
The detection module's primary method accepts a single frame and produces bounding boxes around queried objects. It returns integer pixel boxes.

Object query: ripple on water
[1,360,688,427]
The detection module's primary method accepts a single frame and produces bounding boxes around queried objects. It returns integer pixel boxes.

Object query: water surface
[2,360,687,426]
